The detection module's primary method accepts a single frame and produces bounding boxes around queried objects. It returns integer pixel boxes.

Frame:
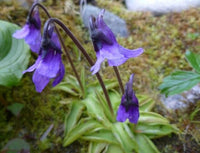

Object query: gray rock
[161,94,187,110]
[17,0,31,9]
[125,0,200,15]
[184,85,200,103]
[160,84,200,113]
[80,3,129,37]
[0,0,43,9]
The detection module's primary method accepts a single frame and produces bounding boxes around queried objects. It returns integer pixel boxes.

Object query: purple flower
[116,74,139,124]
[23,31,65,92]
[89,10,143,74]
[13,8,41,54]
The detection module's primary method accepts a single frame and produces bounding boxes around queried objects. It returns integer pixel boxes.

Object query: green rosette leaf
[0,20,30,86]
[159,70,200,96]
[135,134,160,153]
[185,50,200,73]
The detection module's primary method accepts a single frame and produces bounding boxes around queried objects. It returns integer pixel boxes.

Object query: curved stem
[29,2,84,95]
[113,66,124,94]
[46,18,114,114]
[29,2,51,18]
[56,30,85,95]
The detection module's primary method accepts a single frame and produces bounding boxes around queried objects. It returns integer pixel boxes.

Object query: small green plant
[1,138,30,153]
[7,103,24,116]
[54,72,179,153]
[159,50,200,96]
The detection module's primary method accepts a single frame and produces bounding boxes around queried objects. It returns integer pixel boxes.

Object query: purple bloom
[116,74,139,124]
[89,10,143,74]
[13,8,41,54]
[23,31,65,92]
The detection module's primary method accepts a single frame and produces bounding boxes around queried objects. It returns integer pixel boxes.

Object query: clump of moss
[0,71,69,150]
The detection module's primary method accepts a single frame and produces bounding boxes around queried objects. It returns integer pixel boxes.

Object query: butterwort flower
[116,74,139,124]
[89,10,143,74]
[23,26,65,92]
[13,7,41,53]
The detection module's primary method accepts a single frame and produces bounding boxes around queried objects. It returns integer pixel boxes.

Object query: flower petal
[23,55,42,74]
[97,10,116,43]
[116,104,129,122]
[128,105,139,124]
[90,52,105,75]
[101,44,127,66]
[51,32,61,50]
[32,70,50,92]
[107,57,127,66]
[33,8,41,29]
[52,62,65,87]
[25,27,41,53]
[101,44,123,59]
[12,24,30,39]
[107,47,144,66]
[36,51,61,78]
[119,46,144,58]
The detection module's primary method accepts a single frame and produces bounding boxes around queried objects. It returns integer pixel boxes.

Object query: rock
[64,0,79,15]
[160,84,200,113]
[80,1,129,37]
[184,85,200,103]
[0,0,43,9]
[17,0,32,9]
[125,0,200,15]
[161,94,188,111]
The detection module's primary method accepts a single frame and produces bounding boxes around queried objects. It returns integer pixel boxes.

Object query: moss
[0,71,69,150]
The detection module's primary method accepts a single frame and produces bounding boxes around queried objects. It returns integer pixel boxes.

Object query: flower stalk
[113,66,124,94]
[29,2,51,18]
